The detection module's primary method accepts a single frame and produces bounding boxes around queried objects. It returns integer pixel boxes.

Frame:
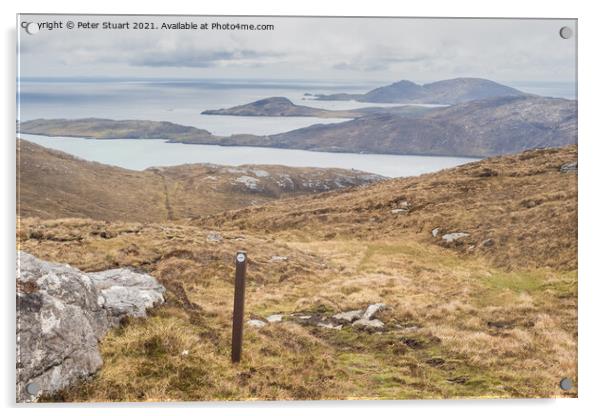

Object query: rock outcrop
[560,161,577,173]
[246,303,387,333]
[16,252,165,402]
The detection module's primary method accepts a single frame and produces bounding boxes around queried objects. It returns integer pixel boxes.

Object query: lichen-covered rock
[441,232,470,243]
[560,161,577,173]
[332,310,363,323]
[363,303,386,320]
[266,314,283,323]
[317,322,343,330]
[247,319,267,328]
[352,318,385,331]
[16,251,165,402]
[88,268,165,321]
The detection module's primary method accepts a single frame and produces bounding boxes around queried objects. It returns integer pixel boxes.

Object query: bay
[20,133,478,178]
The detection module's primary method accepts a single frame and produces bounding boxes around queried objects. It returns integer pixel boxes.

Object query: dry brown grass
[17,145,577,401]
[17,139,380,222]
[18,218,576,400]
[197,145,577,271]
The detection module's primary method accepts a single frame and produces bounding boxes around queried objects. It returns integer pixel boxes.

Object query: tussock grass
[20,216,576,401]
[19,146,577,401]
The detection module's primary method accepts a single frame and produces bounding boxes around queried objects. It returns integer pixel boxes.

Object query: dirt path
[152,170,174,221]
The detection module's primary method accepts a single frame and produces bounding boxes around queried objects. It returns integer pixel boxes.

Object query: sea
[16,78,575,177]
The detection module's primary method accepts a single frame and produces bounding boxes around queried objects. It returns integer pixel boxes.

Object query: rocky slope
[17,140,383,222]
[264,96,577,157]
[17,251,165,402]
[312,77,528,104]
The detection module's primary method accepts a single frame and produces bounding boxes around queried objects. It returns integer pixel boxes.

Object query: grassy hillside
[198,145,577,271]
[17,145,577,401]
[17,139,383,222]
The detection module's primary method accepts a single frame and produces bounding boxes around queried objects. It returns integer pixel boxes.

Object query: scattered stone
[296,315,312,320]
[481,238,495,247]
[266,314,284,323]
[441,232,469,243]
[447,375,470,385]
[181,350,189,356]
[475,168,498,177]
[317,322,343,330]
[206,231,223,243]
[425,357,446,367]
[520,199,539,209]
[352,318,385,330]
[332,309,363,323]
[270,256,288,262]
[560,162,577,173]
[431,227,440,237]
[235,175,260,190]
[391,208,408,214]
[487,320,516,330]
[251,169,270,177]
[247,319,267,328]
[16,252,165,403]
[363,303,386,320]
[400,336,426,349]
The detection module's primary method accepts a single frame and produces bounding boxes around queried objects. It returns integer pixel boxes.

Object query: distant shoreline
[18,131,486,161]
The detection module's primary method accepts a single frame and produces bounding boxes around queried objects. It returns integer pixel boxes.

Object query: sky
[17,15,577,84]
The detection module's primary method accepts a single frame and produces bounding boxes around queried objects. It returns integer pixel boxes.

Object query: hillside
[20,95,576,158]
[312,77,528,104]
[17,140,383,222]
[201,96,430,119]
[202,97,356,118]
[19,118,219,142]
[266,96,577,157]
[17,145,577,401]
[197,145,578,271]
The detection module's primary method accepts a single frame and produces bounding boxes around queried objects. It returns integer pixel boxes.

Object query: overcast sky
[18,15,576,84]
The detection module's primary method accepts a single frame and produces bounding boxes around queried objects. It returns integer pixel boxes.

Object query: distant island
[20,95,577,158]
[309,77,529,104]
[201,96,430,118]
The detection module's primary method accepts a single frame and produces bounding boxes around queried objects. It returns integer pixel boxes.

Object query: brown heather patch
[19,224,576,399]
[18,146,577,401]
[197,145,577,271]
[17,139,380,223]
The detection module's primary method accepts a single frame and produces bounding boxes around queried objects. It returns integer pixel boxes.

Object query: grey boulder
[89,268,165,321]
[16,251,165,403]
[441,232,470,243]
[363,303,386,320]
[332,310,363,322]
[352,318,385,331]
[560,162,577,173]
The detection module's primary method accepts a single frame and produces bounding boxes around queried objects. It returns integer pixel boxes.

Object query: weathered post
[231,251,247,363]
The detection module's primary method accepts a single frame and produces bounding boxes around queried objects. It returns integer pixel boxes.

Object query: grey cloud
[17,16,577,83]
[129,49,282,68]
[333,54,432,72]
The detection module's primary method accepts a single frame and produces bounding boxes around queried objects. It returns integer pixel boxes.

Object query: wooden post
[231,251,247,363]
